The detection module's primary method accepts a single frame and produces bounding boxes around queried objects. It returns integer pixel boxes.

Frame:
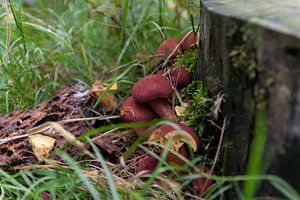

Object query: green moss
[174,49,199,74]
[229,25,257,80]
[182,81,214,134]
[175,48,212,135]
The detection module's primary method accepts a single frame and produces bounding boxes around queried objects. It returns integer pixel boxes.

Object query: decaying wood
[0,81,97,166]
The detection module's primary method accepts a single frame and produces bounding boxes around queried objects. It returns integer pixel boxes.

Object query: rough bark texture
[0,81,96,166]
[199,0,300,196]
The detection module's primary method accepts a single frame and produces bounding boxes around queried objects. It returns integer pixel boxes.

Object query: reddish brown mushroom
[119,96,156,135]
[132,75,172,102]
[148,122,200,152]
[169,67,192,88]
[179,32,198,52]
[192,165,213,194]
[156,67,191,89]
[132,75,175,119]
[120,96,155,122]
[136,154,159,174]
[165,146,190,167]
[157,39,181,59]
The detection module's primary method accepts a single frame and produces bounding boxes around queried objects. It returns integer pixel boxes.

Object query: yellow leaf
[91,80,118,112]
[100,93,118,112]
[28,134,56,160]
[92,80,118,94]
[175,103,189,116]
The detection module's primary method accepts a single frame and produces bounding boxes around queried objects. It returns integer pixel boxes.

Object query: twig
[201,117,227,196]
[0,115,119,145]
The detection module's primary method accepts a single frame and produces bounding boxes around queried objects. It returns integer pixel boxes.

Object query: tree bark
[199,0,300,196]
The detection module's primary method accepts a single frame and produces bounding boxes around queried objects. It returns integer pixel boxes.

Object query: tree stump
[199,0,300,196]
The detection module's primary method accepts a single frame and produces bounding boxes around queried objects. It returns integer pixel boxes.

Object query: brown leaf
[91,80,118,112]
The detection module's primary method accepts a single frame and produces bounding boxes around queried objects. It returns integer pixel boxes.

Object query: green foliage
[183,80,213,134]
[174,48,198,74]
[0,0,199,113]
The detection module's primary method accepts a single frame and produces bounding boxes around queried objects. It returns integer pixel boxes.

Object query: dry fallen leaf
[28,134,56,160]
[92,80,118,112]
[92,80,118,93]
[84,169,99,177]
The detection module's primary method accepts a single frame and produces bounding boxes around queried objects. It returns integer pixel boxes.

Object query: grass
[0,0,198,112]
[0,0,299,199]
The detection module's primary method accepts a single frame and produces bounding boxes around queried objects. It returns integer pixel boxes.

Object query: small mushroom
[148,122,200,152]
[156,67,191,89]
[192,165,213,194]
[136,154,159,174]
[120,96,155,122]
[165,146,190,167]
[132,75,172,102]
[119,96,156,135]
[157,39,181,64]
[132,75,175,119]
[157,39,181,66]
[169,67,192,88]
[179,32,198,52]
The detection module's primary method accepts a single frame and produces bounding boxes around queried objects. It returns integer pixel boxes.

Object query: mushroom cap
[170,67,192,88]
[136,155,159,174]
[148,122,200,152]
[132,75,173,102]
[192,165,213,193]
[179,32,198,52]
[157,38,180,58]
[120,96,155,122]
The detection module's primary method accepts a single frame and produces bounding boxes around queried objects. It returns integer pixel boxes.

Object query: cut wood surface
[203,0,300,39]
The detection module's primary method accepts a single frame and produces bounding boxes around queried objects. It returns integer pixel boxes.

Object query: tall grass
[0,0,197,112]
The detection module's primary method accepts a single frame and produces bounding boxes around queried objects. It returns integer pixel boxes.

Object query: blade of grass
[8,0,27,53]
[89,140,121,200]
[120,0,130,45]
[243,105,267,198]
[80,119,163,140]
[117,1,150,65]
[57,150,101,200]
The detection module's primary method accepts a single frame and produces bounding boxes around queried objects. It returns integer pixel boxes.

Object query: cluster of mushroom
[119,32,213,194]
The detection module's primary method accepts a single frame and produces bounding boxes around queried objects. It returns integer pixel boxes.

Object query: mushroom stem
[149,98,176,120]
